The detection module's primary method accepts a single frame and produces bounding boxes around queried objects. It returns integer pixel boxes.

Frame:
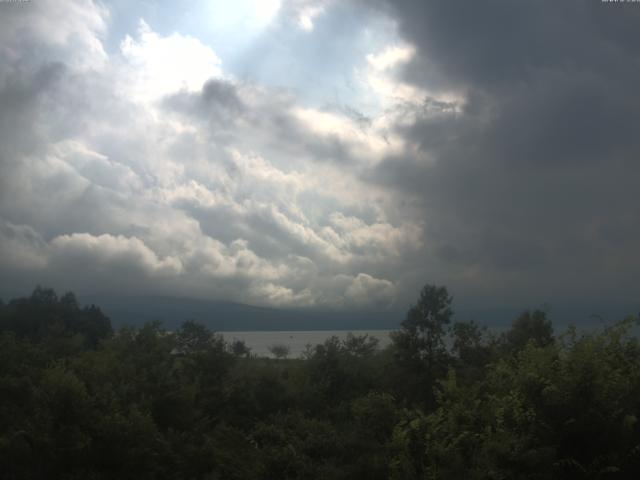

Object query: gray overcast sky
[0,0,638,316]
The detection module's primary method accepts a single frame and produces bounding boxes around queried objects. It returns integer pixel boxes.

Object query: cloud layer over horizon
[1,0,638,314]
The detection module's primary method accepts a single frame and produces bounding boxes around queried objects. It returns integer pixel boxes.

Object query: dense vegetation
[1,285,639,479]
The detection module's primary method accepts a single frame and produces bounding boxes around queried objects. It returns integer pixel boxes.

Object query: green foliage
[304,334,386,407]
[405,316,640,480]
[343,332,379,357]
[502,309,554,352]
[351,391,399,442]
[229,338,251,357]
[268,343,291,359]
[0,286,112,348]
[398,284,454,360]
[1,285,640,479]
[390,284,454,408]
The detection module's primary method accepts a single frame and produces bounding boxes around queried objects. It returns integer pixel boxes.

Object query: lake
[219,330,394,358]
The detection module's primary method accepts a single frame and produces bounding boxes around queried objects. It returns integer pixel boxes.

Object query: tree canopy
[1,285,639,479]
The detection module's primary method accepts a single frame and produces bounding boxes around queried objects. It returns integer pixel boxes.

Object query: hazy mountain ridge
[85,295,404,331]
[83,294,637,332]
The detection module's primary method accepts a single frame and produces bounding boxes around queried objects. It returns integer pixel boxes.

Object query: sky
[0,0,639,317]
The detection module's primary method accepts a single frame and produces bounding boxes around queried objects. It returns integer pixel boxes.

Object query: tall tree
[391,283,453,407]
[395,284,453,362]
[502,309,554,352]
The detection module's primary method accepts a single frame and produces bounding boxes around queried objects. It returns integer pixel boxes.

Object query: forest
[1,285,640,479]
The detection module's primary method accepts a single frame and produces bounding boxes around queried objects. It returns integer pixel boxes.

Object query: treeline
[1,285,639,479]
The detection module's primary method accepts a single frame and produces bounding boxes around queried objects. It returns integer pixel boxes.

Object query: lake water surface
[219,330,393,358]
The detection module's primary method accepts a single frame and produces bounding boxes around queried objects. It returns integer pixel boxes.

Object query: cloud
[52,140,143,193]
[280,0,334,31]
[120,19,223,102]
[0,2,409,309]
[0,0,108,71]
[343,273,396,308]
[364,0,640,306]
[366,45,414,72]
[249,282,315,307]
[0,221,48,272]
[251,0,283,25]
[51,233,183,276]
[3,0,635,314]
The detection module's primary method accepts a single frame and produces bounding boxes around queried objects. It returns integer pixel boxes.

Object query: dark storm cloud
[379,0,640,91]
[369,0,640,305]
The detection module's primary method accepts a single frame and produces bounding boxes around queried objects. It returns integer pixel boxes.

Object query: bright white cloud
[358,43,427,109]
[51,233,184,276]
[327,212,423,258]
[298,5,324,31]
[286,0,334,31]
[366,45,415,71]
[0,1,423,310]
[252,0,282,24]
[120,19,222,102]
[343,273,396,308]
[249,282,315,307]
[290,106,402,161]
